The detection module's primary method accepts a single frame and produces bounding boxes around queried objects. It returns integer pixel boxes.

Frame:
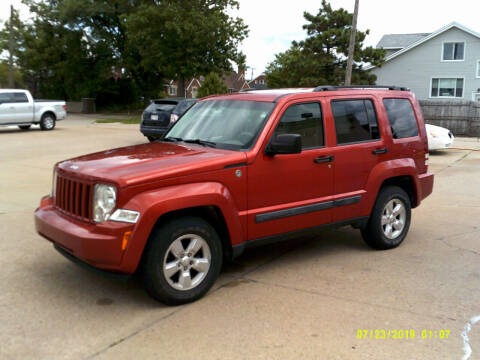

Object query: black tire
[40,113,56,131]
[141,216,223,305]
[18,125,31,130]
[361,186,411,250]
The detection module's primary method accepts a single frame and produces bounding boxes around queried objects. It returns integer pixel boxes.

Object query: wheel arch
[379,176,417,208]
[41,110,57,120]
[144,205,233,264]
[364,159,421,215]
[119,182,244,273]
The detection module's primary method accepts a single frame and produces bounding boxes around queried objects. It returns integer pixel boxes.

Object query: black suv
[140,98,197,141]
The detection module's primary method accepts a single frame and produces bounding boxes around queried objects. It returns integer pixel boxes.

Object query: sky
[1,0,480,79]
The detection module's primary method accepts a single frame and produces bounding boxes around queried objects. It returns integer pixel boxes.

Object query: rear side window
[383,99,419,139]
[12,93,28,103]
[331,99,380,145]
[174,100,196,115]
[274,102,324,149]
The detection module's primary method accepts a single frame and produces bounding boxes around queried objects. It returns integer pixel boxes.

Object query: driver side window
[0,93,13,103]
[274,102,324,149]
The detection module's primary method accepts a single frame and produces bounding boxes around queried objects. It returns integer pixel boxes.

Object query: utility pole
[345,0,359,86]
[8,5,14,88]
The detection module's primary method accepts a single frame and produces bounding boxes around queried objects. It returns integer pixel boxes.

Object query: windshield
[165,100,274,150]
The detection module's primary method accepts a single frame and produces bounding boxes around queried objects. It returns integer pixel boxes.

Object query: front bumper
[34,197,135,273]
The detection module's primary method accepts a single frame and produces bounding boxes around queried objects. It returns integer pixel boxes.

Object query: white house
[369,22,480,102]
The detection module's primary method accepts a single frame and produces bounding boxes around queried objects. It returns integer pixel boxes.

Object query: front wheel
[361,186,411,250]
[40,113,56,130]
[141,216,223,305]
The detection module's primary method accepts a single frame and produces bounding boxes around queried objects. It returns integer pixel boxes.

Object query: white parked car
[0,89,66,131]
[426,123,454,150]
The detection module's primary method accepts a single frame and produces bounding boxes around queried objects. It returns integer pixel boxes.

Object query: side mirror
[266,133,302,155]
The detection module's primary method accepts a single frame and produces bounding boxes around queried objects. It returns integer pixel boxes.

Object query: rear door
[326,95,388,222]
[247,99,335,240]
[11,92,33,123]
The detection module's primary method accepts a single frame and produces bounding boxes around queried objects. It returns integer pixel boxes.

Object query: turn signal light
[122,231,132,251]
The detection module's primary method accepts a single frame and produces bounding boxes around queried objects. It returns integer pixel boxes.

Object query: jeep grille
[54,174,92,221]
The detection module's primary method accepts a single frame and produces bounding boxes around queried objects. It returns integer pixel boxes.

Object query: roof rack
[313,85,409,92]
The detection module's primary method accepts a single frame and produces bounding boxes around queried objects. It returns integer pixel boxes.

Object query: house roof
[223,72,249,91]
[369,22,480,70]
[376,33,430,49]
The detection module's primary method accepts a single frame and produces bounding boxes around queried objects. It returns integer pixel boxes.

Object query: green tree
[0,7,26,88]
[265,0,385,88]
[58,0,160,100]
[0,61,24,88]
[197,72,228,97]
[125,0,248,96]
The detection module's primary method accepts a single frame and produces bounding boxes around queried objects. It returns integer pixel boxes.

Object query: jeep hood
[57,142,246,186]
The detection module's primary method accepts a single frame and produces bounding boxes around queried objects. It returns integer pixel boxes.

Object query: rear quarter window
[383,99,419,139]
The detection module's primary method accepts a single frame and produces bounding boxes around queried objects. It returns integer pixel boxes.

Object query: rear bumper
[418,172,434,204]
[34,197,135,273]
[140,124,168,137]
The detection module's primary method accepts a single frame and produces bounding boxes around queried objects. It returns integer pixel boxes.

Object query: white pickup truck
[0,89,67,130]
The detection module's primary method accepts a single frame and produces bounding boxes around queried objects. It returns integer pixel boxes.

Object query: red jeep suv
[35,86,434,305]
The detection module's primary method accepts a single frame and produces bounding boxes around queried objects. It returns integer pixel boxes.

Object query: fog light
[109,209,140,224]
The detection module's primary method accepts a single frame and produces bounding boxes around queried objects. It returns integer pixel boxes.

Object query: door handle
[314,155,334,163]
[372,148,388,155]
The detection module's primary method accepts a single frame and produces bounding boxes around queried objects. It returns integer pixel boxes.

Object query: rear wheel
[40,113,56,131]
[141,216,223,305]
[18,125,31,130]
[361,186,411,250]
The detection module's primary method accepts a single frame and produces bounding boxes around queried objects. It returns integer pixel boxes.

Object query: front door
[0,92,14,125]
[247,100,335,240]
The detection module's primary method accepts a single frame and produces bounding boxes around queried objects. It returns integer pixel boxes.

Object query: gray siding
[371,27,480,101]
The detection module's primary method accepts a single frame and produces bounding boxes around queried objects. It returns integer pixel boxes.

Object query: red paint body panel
[35,88,434,274]
[35,198,133,270]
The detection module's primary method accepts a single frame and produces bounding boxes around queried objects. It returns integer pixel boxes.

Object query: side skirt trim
[231,216,369,259]
[255,195,361,223]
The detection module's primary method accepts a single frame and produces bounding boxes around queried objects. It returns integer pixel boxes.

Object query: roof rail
[313,85,409,92]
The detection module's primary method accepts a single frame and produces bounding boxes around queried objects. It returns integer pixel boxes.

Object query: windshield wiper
[183,139,217,148]
[162,137,183,142]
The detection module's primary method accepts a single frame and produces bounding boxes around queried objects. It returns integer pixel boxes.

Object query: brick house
[248,74,268,90]
[165,68,249,99]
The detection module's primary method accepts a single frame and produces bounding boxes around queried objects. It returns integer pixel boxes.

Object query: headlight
[429,131,438,138]
[93,184,117,223]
